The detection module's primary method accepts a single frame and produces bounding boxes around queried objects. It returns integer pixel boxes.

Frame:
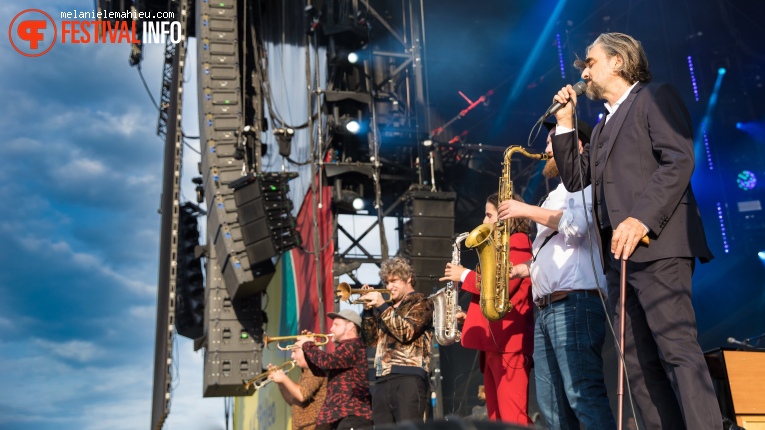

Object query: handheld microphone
[544,81,588,118]
[727,337,751,347]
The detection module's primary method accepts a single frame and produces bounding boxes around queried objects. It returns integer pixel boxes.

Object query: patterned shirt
[361,291,434,379]
[301,337,372,425]
[291,368,329,430]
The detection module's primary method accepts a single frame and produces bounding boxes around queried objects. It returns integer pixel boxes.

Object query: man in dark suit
[549,33,722,429]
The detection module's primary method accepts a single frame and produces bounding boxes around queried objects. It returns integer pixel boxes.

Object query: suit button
[597,200,601,205]
[595,181,600,186]
[595,161,600,166]
[598,143,603,148]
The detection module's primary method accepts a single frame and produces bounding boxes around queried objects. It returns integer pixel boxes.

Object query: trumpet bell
[335,282,391,303]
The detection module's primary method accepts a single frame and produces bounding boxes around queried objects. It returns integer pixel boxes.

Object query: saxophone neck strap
[532,231,558,262]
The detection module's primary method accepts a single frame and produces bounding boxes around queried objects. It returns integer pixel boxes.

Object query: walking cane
[617,235,649,430]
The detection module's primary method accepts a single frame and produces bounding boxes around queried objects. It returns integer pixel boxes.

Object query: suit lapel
[601,82,645,164]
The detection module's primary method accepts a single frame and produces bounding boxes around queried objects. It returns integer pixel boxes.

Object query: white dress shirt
[529,183,607,301]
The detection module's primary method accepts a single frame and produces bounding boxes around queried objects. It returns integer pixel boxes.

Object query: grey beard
[586,80,606,100]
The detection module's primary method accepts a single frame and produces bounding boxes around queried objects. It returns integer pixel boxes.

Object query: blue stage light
[737,170,757,190]
[736,122,743,129]
[687,56,700,102]
[758,251,765,260]
[556,33,566,80]
[717,202,730,254]
[718,67,726,75]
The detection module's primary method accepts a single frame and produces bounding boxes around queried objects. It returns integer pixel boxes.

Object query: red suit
[460,232,533,425]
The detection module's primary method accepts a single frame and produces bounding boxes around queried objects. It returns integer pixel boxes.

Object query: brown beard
[543,159,559,178]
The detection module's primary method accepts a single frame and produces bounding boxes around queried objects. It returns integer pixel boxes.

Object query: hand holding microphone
[541,81,588,129]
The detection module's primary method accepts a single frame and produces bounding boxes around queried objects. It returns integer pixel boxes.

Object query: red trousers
[483,351,532,425]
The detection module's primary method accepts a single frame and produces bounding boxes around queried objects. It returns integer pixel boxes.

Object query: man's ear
[611,54,623,73]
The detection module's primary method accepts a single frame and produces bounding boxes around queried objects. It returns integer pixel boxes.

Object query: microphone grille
[573,81,588,95]
[727,337,737,343]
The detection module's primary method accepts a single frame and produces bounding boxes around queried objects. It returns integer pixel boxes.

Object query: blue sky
[0,1,221,428]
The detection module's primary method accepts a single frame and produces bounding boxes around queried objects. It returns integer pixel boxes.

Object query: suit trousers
[482,351,532,425]
[604,249,722,430]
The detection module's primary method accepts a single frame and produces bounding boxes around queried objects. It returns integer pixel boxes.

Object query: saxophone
[430,232,469,345]
[465,146,549,321]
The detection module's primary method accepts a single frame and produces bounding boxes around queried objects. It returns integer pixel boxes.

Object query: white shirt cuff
[460,269,472,283]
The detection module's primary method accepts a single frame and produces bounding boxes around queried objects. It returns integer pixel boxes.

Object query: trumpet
[242,360,296,390]
[335,282,391,304]
[263,333,333,350]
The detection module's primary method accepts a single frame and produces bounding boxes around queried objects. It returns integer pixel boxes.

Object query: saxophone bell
[466,146,548,322]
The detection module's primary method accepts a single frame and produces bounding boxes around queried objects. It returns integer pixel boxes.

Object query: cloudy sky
[0,1,222,428]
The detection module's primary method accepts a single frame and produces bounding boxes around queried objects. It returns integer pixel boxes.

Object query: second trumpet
[264,333,332,350]
[335,282,391,304]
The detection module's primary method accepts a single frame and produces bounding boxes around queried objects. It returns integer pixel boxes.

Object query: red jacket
[460,232,534,355]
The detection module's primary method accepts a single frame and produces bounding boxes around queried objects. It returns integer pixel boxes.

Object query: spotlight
[758,251,765,260]
[334,189,365,212]
[422,139,433,147]
[347,52,359,64]
[337,116,362,135]
[718,67,726,75]
[274,127,295,157]
[736,122,743,129]
[345,120,361,134]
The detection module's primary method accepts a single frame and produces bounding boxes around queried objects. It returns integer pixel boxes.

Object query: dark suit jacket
[551,81,713,264]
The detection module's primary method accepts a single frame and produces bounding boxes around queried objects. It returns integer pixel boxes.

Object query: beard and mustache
[543,158,559,179]
[585,79,606,101]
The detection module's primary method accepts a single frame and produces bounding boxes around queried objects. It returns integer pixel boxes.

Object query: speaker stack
[223,172,301,298]
[402,190,456,294]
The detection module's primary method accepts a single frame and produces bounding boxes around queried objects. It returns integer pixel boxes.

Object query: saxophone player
[497,122,616,429]
[441,193,534,425]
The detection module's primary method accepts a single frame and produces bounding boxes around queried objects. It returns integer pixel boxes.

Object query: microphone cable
[570,105,642,430]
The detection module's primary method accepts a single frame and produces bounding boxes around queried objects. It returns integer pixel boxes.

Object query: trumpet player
[497,122,616,429]
[297,309,373,430]
[267,344,328,430]
[359,256,434,426]
[440,193,534,425]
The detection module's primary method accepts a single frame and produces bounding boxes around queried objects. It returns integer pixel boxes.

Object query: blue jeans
[534,290,615,430]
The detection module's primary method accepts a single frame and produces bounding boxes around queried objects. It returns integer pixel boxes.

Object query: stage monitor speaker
[705,349,765,428]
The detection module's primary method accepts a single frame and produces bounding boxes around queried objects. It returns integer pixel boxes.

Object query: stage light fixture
[274,127,295,158]
[336,116,362,135]
[737,170,757,190]
[334,189,365,212]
